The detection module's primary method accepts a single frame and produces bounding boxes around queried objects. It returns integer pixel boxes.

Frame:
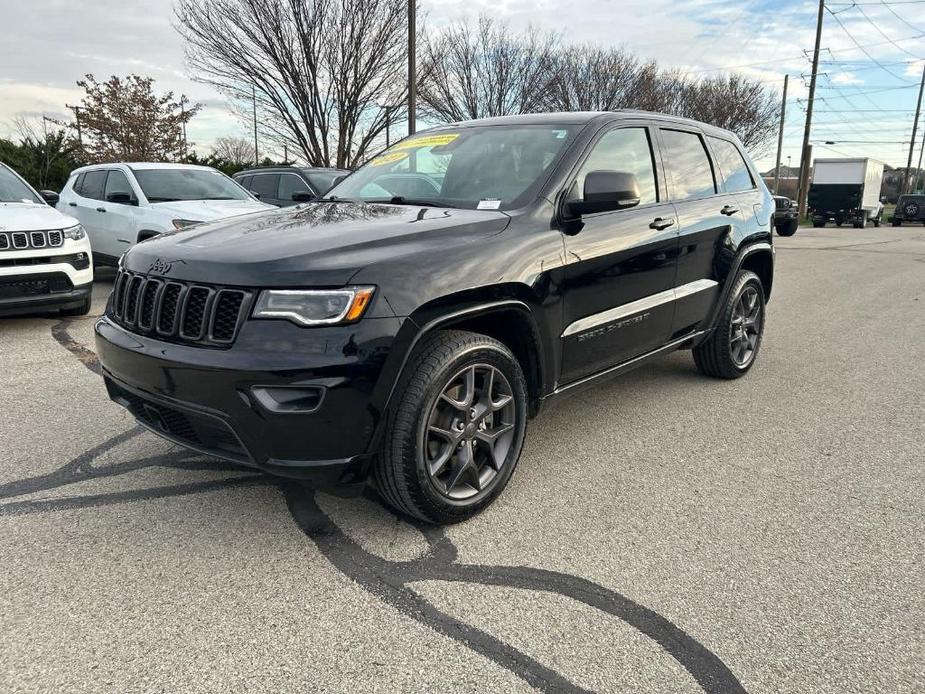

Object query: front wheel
[374,330,528,523]
[60,297,91,316]
[776,219,798,237]
[693,270,766,379]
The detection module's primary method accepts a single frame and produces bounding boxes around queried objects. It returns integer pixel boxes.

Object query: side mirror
[252,192,261,199]
[40,190,59,206]
[567,171,641,217]
[291,191,314,202]
[106,192,135,205]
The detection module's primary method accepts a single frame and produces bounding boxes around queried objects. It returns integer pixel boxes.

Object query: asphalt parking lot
[1,226,922,693]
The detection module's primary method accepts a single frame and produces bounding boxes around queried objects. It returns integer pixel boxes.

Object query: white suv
[0,163,93,317]
[57,163,274,266]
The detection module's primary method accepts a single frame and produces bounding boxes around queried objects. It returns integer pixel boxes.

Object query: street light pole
[408,0,416,136]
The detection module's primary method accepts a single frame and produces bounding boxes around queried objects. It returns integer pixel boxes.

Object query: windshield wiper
[380,196,457,209]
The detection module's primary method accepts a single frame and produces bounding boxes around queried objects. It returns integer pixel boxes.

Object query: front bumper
[95,313,405,487]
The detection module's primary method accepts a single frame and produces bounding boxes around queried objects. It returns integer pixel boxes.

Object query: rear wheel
[374,330,528,523]
[693,270,765,379]
[893,219,902,227]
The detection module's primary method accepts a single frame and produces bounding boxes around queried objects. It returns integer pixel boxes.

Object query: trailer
[808,158,885,229]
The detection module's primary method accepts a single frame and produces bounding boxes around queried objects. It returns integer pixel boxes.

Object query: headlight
[172,219,202,230]
[63,224,85,240]
[253,287,376,326]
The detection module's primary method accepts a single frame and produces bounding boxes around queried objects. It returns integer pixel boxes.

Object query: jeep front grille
[108,269,252,347]
[0,230,66,251]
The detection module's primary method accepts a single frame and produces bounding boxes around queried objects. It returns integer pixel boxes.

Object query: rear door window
[237,175,253,190]
[79,170,107,201]
[660,129,717,201]
[708,137,755,193]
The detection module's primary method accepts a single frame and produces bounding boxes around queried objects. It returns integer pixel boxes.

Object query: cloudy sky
[1,0,923,170]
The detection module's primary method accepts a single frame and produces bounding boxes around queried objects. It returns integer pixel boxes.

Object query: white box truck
[808,158,885,228]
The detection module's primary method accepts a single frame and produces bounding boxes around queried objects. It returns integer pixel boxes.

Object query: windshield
[327,125,576,210]
[132,168,252,203]
[0,166,42,204]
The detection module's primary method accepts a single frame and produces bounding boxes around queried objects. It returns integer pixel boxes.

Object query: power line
[879,0,925,33]
[825,6,918,82]
[852,4,925,60]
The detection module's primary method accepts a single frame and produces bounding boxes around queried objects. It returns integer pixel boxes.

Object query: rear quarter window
[708,137,756,193]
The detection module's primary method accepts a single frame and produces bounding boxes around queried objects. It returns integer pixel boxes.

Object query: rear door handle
[649,217,675,231]
[96,207,106,213]
[721,205,739,216]
[68,202,77,207]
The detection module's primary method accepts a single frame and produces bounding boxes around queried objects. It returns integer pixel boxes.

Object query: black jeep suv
[95,111,774,523]
[891,194,925,226]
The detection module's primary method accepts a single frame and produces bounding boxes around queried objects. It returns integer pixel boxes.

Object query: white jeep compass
[57,163,274,266]
[0,163,93,317]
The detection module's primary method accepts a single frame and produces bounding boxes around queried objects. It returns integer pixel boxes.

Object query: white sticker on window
[477,199,501,210]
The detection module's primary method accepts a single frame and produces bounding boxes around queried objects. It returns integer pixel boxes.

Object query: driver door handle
[96,207,107,213]
[649,217,675,231]
[721,205,739,216]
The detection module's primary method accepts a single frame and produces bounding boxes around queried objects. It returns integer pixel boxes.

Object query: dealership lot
[1,227,922,693]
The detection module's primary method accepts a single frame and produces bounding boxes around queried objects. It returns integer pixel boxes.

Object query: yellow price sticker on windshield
[369,150,410,167]
[394,133,459,151]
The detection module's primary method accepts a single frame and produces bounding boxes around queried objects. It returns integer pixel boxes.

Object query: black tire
[776,219,798,237]
[60,297,91,317]
[374,329,528,524]
[693,270,765,380]
[892,219,902,227]
[812,220,825,228]
[873,219,880,228]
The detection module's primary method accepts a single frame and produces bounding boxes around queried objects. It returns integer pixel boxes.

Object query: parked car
[0,162,93,317]
[772,195,799,236]
[891,194,925,226]
[57,163,274,266]
[95,111,774,523]
[233,166,350,206]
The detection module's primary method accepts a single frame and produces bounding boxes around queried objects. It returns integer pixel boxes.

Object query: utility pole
[407,0,416,136]
[774,74,789,195]
[916,123,925,193]
[798,0,825,221]
[252,86,259,165]
[67,105,83,148]
[180,97,188,158]
[901,64,925,195]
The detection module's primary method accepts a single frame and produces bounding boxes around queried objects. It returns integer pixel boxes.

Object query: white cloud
[830,72,863,86]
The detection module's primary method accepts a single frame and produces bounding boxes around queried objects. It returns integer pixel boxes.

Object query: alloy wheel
[730,285,762,367]
[422,363,516,500]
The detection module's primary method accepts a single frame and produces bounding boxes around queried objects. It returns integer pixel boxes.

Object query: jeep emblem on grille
[149,258,185,275]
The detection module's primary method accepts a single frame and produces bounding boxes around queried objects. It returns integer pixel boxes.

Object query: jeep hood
[0,202,78,232]
[149,198,274,220]
[123,201,510,286]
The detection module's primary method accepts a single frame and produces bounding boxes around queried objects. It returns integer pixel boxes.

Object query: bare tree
[176,0,408,168]
[671,73,780,152]
[542,45,656,112]
[210,135,256,166]
[64,74,200,163]
[418,16,558,122]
